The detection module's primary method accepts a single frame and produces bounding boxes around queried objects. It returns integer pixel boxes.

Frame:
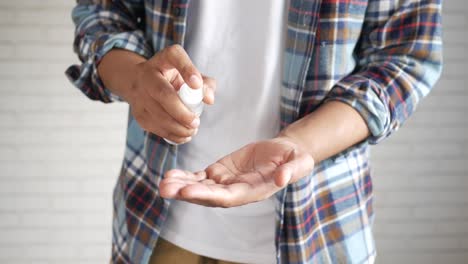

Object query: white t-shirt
[160,1,286,263]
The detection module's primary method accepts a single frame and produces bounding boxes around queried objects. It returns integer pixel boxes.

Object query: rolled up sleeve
[65,1,153,103]
[324,0,443,144]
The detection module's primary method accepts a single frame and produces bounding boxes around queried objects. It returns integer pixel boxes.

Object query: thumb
[274,149,315,188]
[202,75,217,105]
[152,44,203,89]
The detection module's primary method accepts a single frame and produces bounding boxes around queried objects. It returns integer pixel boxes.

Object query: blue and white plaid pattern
[66,0,442,263]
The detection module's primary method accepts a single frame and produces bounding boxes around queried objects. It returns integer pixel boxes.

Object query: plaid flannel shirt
[66,0,442,263]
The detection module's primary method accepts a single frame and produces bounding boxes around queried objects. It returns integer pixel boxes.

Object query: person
[66,0,442,263]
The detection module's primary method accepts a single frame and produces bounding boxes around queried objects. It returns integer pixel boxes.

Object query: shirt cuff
[324,74,392,144]
[66,31,153,103]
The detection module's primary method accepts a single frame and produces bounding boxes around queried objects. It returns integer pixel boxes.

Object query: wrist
[122,61,144,104]
[277,101,370,164]
[97,49,147,103]
[276,130,301,147]
[276,130,316,160]
[277,121,322,163]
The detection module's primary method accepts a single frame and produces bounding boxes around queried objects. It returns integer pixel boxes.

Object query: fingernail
[183,137,192,143]
[189,75,202,89]
[193,128,199,135]
[190,117,200,128]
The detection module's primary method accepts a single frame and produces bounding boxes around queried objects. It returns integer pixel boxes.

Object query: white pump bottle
[164,83,204,145]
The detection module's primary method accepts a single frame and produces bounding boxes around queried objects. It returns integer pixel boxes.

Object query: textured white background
[0,1,466,263]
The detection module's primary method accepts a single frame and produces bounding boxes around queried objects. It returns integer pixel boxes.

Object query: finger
[165,169,207,181]
[202,75,216,105]
[179,182,251,208]
[274,150,314,187]
[152,44,203,89]
[160,170,207,198]
[201,179,217,185]
[142,97,197,137]
[145,73,199,128]
[205,163,236,184]
[273,166,292,188]
[138,119,193,144]
[171,74,186,92]
[132,107,170,138]
[169,71,214,105]
[159,179,199,199]
[136,106,193,142]
[163,134,192,145]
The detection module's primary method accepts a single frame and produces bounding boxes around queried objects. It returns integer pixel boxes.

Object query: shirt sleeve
[65,0,153,103]
[324,0,443,144]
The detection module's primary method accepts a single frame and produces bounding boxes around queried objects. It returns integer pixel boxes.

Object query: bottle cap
[178,83,204,105]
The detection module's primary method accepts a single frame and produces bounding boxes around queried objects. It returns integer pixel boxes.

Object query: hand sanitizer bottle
[164,83,204,145]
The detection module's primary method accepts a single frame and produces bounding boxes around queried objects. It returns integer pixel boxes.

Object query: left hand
[159,137,315,207]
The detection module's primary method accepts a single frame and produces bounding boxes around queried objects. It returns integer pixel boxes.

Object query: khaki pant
[149,238,243,264]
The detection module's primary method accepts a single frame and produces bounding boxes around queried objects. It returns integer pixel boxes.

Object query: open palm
[160,137,314,207]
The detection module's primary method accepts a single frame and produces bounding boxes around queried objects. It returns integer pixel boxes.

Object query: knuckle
[180,63,193,76]
[175,111,194,126]
[152,50,164,63]
[167,134,184,144]
[186,115,197,127]
[167,44,183,56]
[180,128,195,137]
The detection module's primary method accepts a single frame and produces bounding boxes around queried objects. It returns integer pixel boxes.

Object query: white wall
[371,2,468,263]
[0,1,126,263]
[0,1,466,263]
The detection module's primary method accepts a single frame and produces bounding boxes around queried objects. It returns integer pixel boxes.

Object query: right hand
[101,45,216,144]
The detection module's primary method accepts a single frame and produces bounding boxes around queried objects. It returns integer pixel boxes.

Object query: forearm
[279,101,370,163]
[97,49,147,102]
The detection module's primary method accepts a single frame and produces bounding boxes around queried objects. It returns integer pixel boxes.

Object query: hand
[159,137,315,207]
[98,45,217,144]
